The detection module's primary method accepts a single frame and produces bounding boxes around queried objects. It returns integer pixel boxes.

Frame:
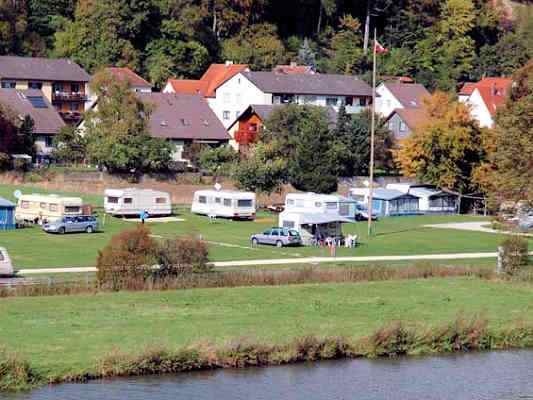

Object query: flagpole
[367,28,377,237]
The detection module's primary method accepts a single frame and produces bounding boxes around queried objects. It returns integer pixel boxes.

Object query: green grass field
[1,277,533,376]
[0,183,528,269]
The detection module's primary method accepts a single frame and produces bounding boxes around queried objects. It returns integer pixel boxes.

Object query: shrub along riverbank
[4,316,533,391]
[3,276,533,391]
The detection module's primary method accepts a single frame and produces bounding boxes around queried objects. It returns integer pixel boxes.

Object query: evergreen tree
[14,115,36,157]
[297,38,317,69]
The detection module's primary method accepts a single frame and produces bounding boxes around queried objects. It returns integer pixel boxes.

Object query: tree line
[0,0,531,89]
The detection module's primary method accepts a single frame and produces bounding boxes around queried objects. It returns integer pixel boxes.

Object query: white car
[0,247,14,276]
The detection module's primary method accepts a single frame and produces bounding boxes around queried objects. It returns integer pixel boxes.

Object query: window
[345,97,353,106]
[399,121,407,132]
[198,196,207,204]
[223,198,232,207]
[271,229,280,236]
[326,202,337,210]
[286,199,295,206]
[263,229,272,235]
[124,198,133,204]
[215,197,221,204]
[27,96,47,108]
[52,82,62,93]
[71,83,80,93]
[339,204,349,215]
[40,202,47,209]
[223,93,231,104]
[314,202,322,208]
[28,81,42,90]
[0,252,4,261]
[278,94,295,104]
[69,102,80,112]
[283,221,295,229]
[21,201,29,209]
[179,118,190,126]
[1,81,16,89]
[359,98,366,106]
[237,199,252,208]
[65,206,80,213]
[107,196,119,204]
[49,203,58,212]
[44,136,53,147]
[326,97,338,106]
[302,95,316,104]
[235,111,240,120]
[223,111,230,120]
[155,197,167,204]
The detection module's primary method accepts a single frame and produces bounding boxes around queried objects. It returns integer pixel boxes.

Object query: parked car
[519,216,533,231]
[43,215,98,234]
[355,203,378,221]
[267,203,285,213]
[251,227,302,247]
[0,247,14,276]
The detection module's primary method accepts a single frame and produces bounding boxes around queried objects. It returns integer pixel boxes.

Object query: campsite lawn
[0,183,529,269]
[2,277,533,376]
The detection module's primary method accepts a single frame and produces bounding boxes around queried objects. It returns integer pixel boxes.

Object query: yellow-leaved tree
[393,91,489,195]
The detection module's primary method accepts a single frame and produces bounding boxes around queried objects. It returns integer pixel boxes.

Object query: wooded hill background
[1,0,531,90]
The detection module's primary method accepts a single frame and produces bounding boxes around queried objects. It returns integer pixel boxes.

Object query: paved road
[17,251,529,275]
[425,222,533,236]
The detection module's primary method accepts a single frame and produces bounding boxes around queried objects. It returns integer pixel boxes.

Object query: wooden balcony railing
[52,92,87,102]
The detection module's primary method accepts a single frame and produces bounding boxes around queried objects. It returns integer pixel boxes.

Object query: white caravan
[191,190,256,220]
[15,194,84,224]
[386,183,457,214]
[104,188,172,216]
[0,247,14,276]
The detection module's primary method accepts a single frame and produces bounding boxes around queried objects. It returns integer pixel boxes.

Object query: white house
[458,77,512,128]
[375,81,430,118]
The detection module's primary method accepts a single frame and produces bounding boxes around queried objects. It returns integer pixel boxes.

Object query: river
[6,350,533,400]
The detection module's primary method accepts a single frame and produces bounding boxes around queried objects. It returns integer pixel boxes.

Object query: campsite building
[349,188,420,217]
[0,197,15,230]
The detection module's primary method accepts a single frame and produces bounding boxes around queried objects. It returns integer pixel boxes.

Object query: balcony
[58,111,82,122]
[52,92,87,102]
[234,129,258,145]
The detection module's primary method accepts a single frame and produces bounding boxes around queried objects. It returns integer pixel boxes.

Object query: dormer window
[180,118,190,126]
[160,120,168,127]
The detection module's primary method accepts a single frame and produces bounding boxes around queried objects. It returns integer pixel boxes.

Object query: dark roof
[243,71,373,97]
[382,83,430,108]
[0,89,65,135]
[228,104,338,130]
[136,93,230,141]
[0,56,90,82]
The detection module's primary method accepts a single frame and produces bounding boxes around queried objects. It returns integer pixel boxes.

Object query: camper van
[0,247,14,276]
[15,194,84,224]
[191,190,256,220]
[104,188,172,217]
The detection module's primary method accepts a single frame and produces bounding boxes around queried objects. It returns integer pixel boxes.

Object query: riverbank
[3,276,533,390]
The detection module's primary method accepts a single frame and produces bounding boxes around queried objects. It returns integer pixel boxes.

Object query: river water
[6,350,533,400]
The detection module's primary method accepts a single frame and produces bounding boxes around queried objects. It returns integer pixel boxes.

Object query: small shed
[0,197,16,230]
[349,188,420,217]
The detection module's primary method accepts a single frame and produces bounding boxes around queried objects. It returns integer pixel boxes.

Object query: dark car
[251,227,302,247]
[43,215,98,234]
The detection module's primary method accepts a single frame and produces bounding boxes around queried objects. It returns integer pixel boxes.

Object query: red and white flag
[374,40,388,54]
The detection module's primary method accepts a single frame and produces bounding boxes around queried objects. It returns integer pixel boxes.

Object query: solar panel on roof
[27,96,47,108]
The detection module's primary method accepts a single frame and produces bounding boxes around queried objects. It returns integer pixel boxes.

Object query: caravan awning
[296,213,353,225]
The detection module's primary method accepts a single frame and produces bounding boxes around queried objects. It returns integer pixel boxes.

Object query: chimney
[225,60,233,67]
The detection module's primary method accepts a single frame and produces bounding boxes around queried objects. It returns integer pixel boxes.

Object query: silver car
[251,227,302,247]
[43,215,98,234]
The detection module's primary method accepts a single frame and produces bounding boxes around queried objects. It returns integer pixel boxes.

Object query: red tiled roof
[104,67,151,88]
[273,65,315,74]
[166,63,248,98]
[460,77,512,116]
[166,79,208,96]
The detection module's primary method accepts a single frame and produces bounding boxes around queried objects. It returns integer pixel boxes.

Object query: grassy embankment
[2,276,533,390]
[0,183,528,269]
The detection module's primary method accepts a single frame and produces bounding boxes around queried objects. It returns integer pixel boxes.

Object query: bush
[499,236,529,275]
[0,153,10,171]
[96,226,211,290]
[12,157,31,172]
[157,237,211,276]
[198,146,239,176]
[0,348,40,391]
[96,225,159,290]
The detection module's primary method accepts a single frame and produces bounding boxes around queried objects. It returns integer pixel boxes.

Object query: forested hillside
[0,0,531,90]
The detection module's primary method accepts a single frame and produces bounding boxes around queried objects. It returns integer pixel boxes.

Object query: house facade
[385,108,426,140]
[0,56,91,124]
[375,81,430,118]
[458,77,512,128]
[135,93,230,162]
[0,88,66,163]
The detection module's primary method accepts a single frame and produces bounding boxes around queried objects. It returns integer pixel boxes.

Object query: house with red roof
[458,77,512,128]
